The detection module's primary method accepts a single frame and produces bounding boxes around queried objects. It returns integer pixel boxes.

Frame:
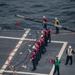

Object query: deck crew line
[29,25,52,71]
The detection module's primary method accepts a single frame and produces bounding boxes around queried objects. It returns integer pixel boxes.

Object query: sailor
[30,50,36,71]
[15,21,20,30]
[53,56,61,75]
[40,35,46,54]
[47,26,52,43]
[32,46,39,65]
[15,21,20,26]
[38,39,43,55]
[65,45,74,65]
[55,17,60,34]
[42,29,48,46]
[36,38,42,59]
[42,16,47,30]
[35,43,40,61]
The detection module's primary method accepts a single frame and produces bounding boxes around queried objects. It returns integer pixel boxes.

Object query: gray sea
[0,0,75,30]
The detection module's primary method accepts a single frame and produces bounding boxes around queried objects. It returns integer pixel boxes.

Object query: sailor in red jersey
[47,26,52,43]
[35,43,41,61]
[36,38,42,59]
[40,35,46,53]
[15,21,20,30]
[30,50,36,71]
[32,46,39,65]
[42,29,48,46]
[35,43,40,50]
[15,21,20,26]
[36,39,40,47]
[39,37,44,54]
[32,46,38,54]
[43,16,47,30]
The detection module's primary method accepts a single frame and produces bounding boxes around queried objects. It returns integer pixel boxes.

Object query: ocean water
[0,0,75,30]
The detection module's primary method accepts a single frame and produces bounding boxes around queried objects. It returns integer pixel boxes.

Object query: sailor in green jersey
[53,56,60,75]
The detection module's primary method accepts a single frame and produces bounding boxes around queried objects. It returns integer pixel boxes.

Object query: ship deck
[0,28,75,75]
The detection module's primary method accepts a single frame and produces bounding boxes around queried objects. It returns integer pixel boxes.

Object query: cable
[10,45,28,65]
[7,41,30,75]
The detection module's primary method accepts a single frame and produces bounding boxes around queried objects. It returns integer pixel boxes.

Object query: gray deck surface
[0,29,75,75]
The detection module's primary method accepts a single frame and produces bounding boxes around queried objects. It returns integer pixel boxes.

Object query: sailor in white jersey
[65,45,74,65]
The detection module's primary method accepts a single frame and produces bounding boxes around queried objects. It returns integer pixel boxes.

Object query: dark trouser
[53,66,60,75]
[42,43,46,53]
[48,34,51,42]
[38,50,41,61]
[56,27,59,34]
[32,58,36,69]
[65,56,73,65]
[44,36,48,46]
[43,46,46,53]
[43,24,47,30]
[36,53,38,65]
[38,47,42,60]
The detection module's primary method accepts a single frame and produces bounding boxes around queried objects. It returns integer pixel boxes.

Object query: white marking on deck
[4,70,48,75]
[0,36,36,41]
[0,29,30,74]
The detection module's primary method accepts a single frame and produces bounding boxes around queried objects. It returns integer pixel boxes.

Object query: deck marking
[0,36,36,41]
[0,35,68,75]
[49,41,68,75]
[0,29,30,74]
[3,70,48,75]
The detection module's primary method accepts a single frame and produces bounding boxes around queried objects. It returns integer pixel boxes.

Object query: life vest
[48,29,52,34]
[40,38,45,43]
[43,29,48,37]
[39,40,42,46]
[30,52,36,59]
[67,49,73,56]
[41,31,45,36]
[55,20,59,25]
[33,46,39,54]
[35,44,39,50]
[36,40,40,46]
[36,39,42,46]
[43,17,47,22]
[54,59,60,66]
[42,37,45,41]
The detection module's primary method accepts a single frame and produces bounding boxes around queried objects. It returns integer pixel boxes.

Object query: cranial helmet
[43,16,46,18]
[69,45,71,48]
[55,17,57,20]
[32,46,35,49]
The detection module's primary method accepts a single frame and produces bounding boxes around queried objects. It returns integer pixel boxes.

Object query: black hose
[62,26,75,32]
[15,14,75,32]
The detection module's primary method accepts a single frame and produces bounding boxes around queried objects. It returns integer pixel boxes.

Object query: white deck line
[49,41,68,75]
[4,70,48,75]
[0,29,30,74]
[0,36,36,41]
[0,36,68,43]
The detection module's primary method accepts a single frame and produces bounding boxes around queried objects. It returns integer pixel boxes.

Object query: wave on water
[0,3,7,6]
[31,4,45,8]
[0,0,75,30]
